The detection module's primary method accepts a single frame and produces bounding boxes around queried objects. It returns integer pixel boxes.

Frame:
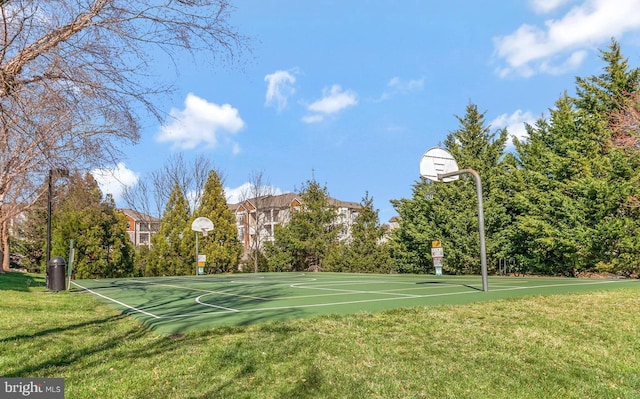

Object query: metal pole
[437,169,488,292]
[195,231,199,275]
[46,170,52,266]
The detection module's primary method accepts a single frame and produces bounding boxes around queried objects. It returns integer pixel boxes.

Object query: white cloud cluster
[490,109,538,143]
[264,70,297,112]
[494,0,640,77]
[92,163,139,203]
[156,93,245,150]
[302,85,358,123]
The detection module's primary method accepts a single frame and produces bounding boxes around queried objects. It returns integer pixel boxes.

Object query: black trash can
[47,257,66,292]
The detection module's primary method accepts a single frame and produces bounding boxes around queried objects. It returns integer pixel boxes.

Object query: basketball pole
[195,230,198,276]
[437,168,488,292]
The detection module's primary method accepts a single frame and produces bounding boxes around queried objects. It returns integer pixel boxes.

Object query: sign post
[431,241,443,276]
[197,254,206,275]
[191,217,214,276]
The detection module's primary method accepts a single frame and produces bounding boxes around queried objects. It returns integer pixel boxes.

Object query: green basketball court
[71,272,638,334]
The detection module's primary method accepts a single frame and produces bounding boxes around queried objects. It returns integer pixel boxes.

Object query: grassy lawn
[2,272,639,398]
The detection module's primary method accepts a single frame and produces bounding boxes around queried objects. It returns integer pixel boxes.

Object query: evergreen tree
[188,170,242,273]
[343,193,391,273]
[266,179,340,271]
[146,183,191,276]
[508,40,640,276]
[391,103,508,274]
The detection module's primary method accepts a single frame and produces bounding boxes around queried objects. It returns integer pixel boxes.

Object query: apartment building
[230,192,361,252]
[120,208,160,249]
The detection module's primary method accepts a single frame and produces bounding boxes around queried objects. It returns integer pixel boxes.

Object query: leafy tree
[51,172,134,278]
[188,170,242,273]
[146,183,191,276]
[266,179,340,272]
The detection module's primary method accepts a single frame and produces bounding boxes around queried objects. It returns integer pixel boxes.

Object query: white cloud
[490,110,538,144]
[264,69,297,112]
[303,85,358,123]
[224,182,283,203]
[494,0,640,77]
[387,77,425,92]
[92,163,139,202]
[377,77,425,101]
[156,93,245,150]
[530,0,577,13]
[301,114,324,124]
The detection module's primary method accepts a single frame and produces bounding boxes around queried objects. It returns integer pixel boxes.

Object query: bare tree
[122,153,216,218]
[0,0,248,271]
[610,90,640,150]
[610,90,640,209]
[238,170,277,273]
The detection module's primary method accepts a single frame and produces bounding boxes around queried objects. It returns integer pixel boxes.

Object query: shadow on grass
[0,315,128,345]
[0,271,45,291]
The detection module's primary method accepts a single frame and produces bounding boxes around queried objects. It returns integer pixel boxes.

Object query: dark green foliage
[390,40,640,278]
[51,172,134,279]
[391,103,509,275]
[189,170,243,273]
[327,193,391,273]
[266,179,340,272]
[506,41,640,276]
[146,183,191,276]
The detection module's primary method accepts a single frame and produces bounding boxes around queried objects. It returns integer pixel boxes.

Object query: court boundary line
[73,277,635,320]
[71,281,161,319]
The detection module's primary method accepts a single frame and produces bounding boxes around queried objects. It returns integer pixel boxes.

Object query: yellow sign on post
[197,254,206,267]
[431,241,443,276]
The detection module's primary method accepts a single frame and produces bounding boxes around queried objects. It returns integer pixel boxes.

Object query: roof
[119,208,160,222]
[229,192,361,212]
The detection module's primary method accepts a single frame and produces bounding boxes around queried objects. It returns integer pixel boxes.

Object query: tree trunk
[1,220,10,272]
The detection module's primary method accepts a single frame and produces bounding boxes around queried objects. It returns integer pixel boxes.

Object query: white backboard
[191,217,214,232]
[419,147,459,182]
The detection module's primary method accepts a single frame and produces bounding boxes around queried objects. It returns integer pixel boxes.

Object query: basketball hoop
[419,147,459,182]
[191,217,214,235]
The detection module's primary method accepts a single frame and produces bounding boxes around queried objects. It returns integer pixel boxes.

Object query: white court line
[195,294,239,312]
[289,282,421,298]
[134,281,269,301]
[71,281,161,319]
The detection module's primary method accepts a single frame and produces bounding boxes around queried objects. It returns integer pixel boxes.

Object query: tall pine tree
[188,170,242,273]
[147,183,191,276]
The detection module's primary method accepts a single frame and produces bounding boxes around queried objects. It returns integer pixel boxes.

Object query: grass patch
[2,272,640,398]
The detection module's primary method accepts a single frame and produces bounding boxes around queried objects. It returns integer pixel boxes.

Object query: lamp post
[46,168,69,265]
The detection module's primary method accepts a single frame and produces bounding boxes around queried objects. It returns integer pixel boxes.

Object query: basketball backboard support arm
[437,169,488,292]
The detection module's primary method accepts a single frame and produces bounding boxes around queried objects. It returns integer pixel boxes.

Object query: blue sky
[93,0,640,223]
